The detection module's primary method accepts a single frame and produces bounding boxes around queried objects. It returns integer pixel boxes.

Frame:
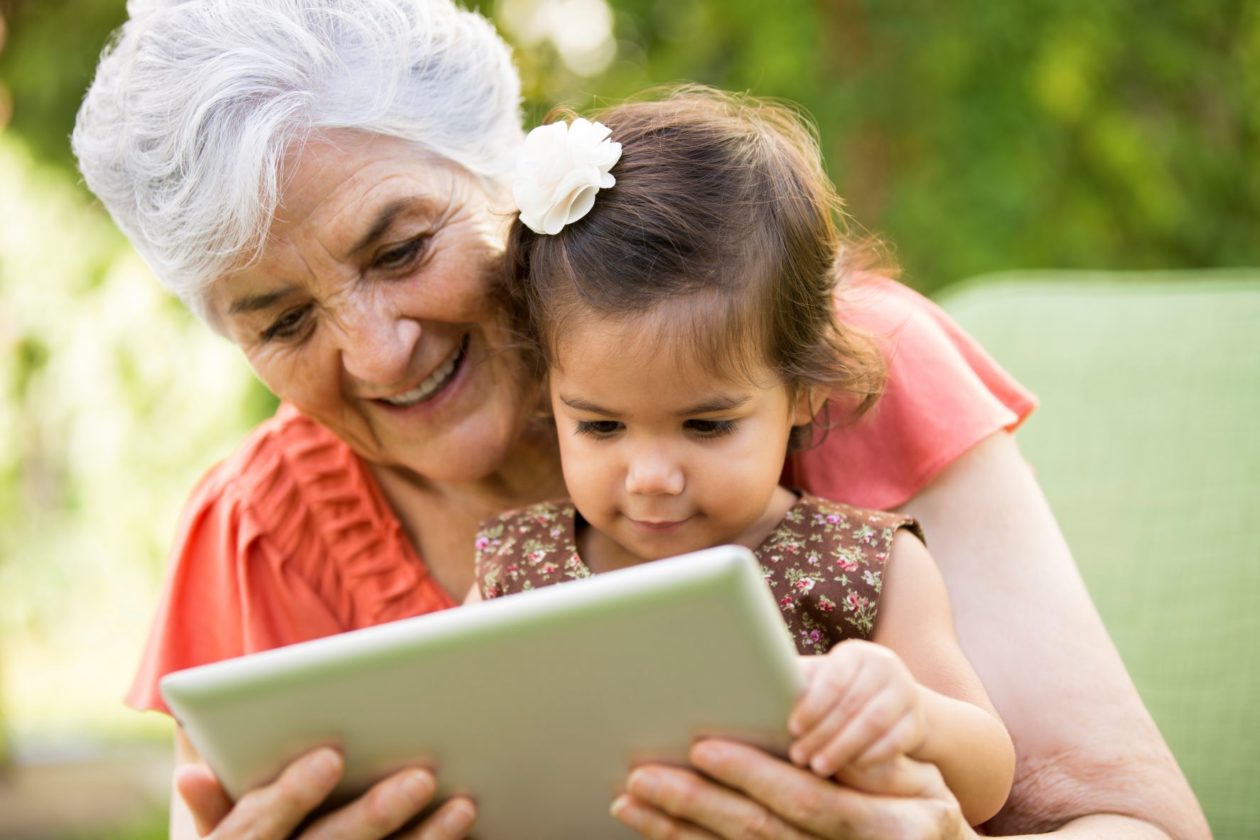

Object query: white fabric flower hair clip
[512,118,622,235]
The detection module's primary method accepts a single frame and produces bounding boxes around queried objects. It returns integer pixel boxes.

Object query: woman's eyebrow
[350,197,437,254]
[228,287,298,316]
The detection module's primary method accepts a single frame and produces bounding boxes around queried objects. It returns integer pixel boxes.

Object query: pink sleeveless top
[126,275,1034,714]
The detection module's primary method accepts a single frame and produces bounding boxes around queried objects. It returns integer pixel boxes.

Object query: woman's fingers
[174,762,235,836]
[206,747,343,839]
[617,764,812,840]
[299,765,443,840]
[692,741,972,839]
[837,757,970,839]
[408,795,477,840]
[611,792,721,840]
[688,740,871,837]
[834,755,941,797]
[174,746,468,840]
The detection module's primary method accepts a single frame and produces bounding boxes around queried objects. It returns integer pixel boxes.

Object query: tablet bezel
[161,545,804,837]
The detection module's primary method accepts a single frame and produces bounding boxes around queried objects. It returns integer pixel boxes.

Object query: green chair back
[937,270,1260,839]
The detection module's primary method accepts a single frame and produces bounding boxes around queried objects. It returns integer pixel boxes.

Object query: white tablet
[160,545,803,838]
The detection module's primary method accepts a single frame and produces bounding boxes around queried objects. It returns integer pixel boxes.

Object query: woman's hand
[788,643,926,777]
[174,746,476,840]
[611,739,972,840]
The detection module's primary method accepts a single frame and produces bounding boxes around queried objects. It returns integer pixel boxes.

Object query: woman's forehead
[274,131,468,239]
[209,132,498,305]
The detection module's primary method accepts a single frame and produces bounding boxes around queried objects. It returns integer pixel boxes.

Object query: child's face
[549,313,814,563]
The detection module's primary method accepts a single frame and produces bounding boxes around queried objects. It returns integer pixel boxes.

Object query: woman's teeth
[382,344,463,407]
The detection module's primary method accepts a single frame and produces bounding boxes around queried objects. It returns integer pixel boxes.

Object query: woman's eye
[374,236,429,271]
[574,420,623,438]
[685,419,737,438]
[262,306,311,342]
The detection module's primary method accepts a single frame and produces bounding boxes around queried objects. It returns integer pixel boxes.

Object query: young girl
[475,88,1015,825]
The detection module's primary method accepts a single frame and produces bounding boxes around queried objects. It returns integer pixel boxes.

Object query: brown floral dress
[474,493,922,655]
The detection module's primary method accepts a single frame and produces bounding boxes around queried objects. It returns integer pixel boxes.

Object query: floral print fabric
[474,493,921,655]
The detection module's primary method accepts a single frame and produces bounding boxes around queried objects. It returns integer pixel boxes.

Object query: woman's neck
[369,419,567,599]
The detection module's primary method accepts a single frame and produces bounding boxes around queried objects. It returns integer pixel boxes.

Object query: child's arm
[787,530,1016,826]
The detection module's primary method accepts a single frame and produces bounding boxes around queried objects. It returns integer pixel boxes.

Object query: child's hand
[787,640,926,778]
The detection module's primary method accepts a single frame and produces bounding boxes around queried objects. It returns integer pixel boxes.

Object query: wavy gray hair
[73,0,523,321]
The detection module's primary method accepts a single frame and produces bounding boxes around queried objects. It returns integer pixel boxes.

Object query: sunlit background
[1,1,1256,836]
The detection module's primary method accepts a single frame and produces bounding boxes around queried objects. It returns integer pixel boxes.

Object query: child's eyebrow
[676,395,749,416]
[557,394,750,416]
[557,395,617,416]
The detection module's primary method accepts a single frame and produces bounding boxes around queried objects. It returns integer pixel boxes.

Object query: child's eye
[262,306,312,342]
[374,235,430,271]
[685,419,737,438]
[574,419,623,438]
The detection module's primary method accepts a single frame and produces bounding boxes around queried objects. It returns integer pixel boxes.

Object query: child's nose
[624,449,685,496]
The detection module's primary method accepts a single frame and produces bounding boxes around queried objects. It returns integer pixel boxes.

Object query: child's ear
[790,385,826,426]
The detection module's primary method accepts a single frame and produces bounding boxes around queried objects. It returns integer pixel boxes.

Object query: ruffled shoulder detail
[224,404,455,628]
[124,405,455,714]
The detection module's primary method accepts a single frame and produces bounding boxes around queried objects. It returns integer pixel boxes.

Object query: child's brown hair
[505,86,887,448]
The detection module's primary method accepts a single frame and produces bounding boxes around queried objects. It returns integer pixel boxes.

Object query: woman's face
[208,131,536,482]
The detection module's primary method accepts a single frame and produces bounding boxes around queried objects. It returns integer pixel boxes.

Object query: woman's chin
[391,414,531,484]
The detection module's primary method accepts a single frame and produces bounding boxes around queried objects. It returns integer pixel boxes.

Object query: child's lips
[627,516,693,532]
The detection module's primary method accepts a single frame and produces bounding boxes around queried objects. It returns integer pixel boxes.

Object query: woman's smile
[373,334,469,409]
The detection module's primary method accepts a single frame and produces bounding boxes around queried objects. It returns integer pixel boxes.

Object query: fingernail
[310,748,341,784]
[401,769,434,803]
[788,746,807,767]
[610,795,642,828]
[691,740,721,766]
[810,755,832,776]
[442,799,476,833]
[627,769,659,799]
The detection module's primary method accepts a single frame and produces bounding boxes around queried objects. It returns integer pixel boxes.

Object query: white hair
[73,0,523,320]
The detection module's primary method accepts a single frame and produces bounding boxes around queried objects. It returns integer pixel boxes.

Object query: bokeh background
[1,0,1256,836]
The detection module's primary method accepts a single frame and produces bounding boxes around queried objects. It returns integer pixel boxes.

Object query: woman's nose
[624,447,685,496]
[336,299,421,385]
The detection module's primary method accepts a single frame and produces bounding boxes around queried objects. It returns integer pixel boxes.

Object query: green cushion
[936,270,1260,839]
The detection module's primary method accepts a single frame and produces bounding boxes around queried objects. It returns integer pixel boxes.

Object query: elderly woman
[74,1,1206,839]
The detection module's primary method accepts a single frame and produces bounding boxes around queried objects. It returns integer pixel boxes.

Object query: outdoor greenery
[0,0,1255,832]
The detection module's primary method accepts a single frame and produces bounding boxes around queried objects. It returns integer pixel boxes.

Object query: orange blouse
[127,276,1034,714]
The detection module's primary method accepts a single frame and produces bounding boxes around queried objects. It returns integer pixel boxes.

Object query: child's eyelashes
[574,419,623,438]
[684,418,737,438]
[572,418,738,439]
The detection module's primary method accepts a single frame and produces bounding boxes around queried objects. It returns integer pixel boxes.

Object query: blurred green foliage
[2,0,1257,293]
